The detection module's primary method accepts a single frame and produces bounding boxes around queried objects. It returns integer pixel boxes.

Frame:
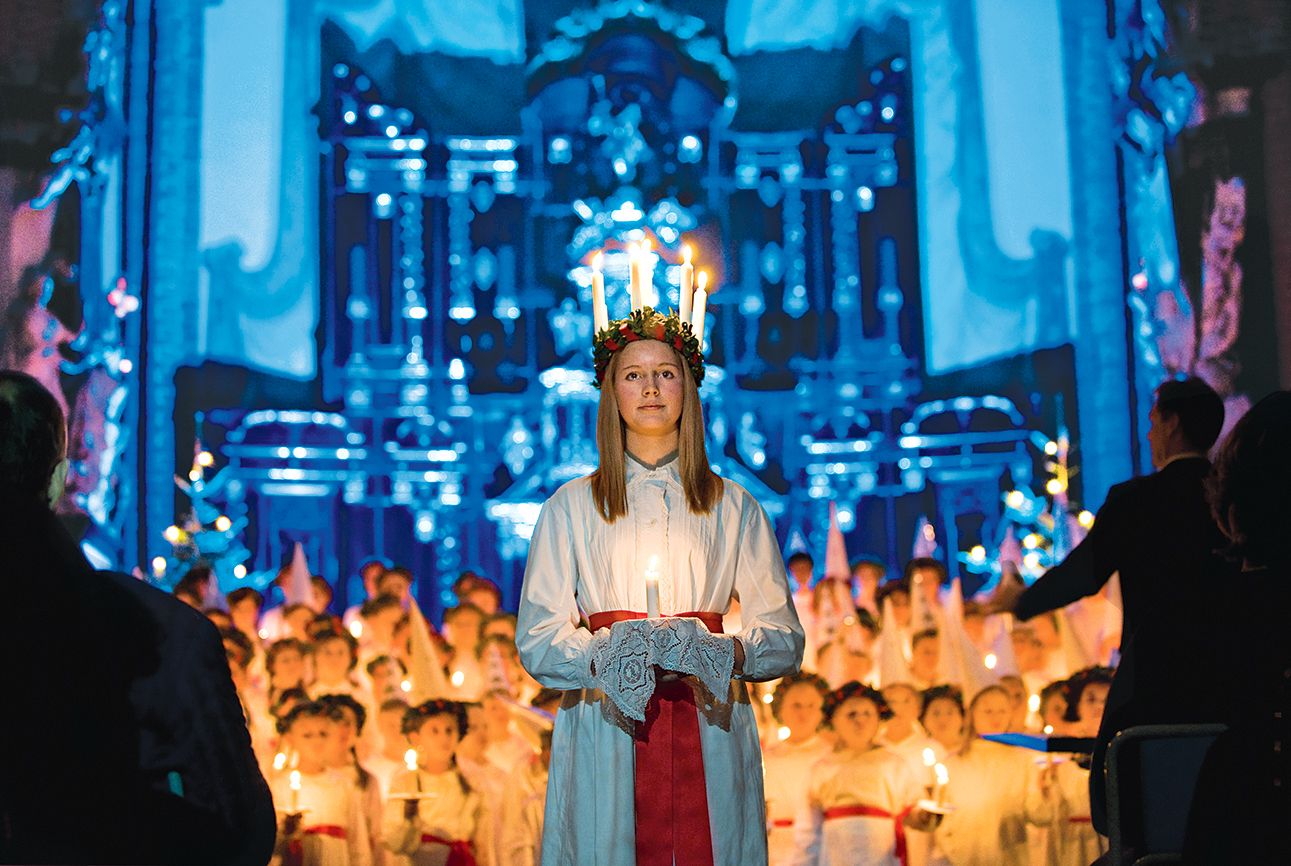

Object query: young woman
[516,306,804,866]
[789,682,925,866]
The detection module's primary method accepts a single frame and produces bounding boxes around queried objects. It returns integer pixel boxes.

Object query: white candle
[591,252,608,332]
[627,243,641,311]
[645,554,660,618]
[289,769,301,812]
[640,240,657,309]
[679,245,694,322]
[691,271,709,345]
[405,747,422,793]
[933,762,949,806]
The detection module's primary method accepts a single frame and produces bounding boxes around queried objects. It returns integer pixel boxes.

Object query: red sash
[823,804,911,866]
[770,818,794,828]
[420,833,478,866]
[1069,815,1093,824]
[284,825,347,866]
[588,609,726,866]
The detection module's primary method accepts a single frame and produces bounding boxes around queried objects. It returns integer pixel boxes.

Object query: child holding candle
[788,682,926,866]
[764,673,834,866]
[272,701,372,866]
[927,686,1032,866]
[1024,668,1113,866]
[318,694,387,866]
[517,289,804,866]
[382,700,484,866]
[878,682,938,781]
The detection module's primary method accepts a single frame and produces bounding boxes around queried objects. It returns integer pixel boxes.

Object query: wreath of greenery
[592,306,706,388]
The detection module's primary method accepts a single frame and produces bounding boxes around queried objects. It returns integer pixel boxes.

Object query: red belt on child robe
[284,825,347,866]
[420,833,477,866]
[589,609,726,866]
[823,804,912,866]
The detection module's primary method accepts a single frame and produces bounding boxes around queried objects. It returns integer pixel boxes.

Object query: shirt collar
[1158,451,1208,470]
[625,449,681,484]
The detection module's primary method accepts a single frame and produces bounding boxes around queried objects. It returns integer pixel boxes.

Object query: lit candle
[450,670,465,689]
[349,620,364,640]
[627,243,641,311]
[400,678,412,693]
[984,652,997,670]
[289,769,301,813]
[933,762,949,806]
[645,554,660,619]
[691,271,708,345]
[921,747,936,769]
[777,725,791,741]
[405,747,422,793]
[591,252,608,332]
[1028,693,1041,715]
[273,751,288,772]
[679,245,694,321]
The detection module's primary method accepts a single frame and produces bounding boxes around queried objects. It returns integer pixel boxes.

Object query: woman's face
[612,340,684,440]
[832,696,882,750]
[922,697,964,746]
[778,683,824,736]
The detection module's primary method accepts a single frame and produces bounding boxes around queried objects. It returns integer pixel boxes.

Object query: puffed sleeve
[516,492,598,690]
[731,494,805,681]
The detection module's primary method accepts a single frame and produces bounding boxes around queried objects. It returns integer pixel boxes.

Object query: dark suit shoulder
[99,570,221,644]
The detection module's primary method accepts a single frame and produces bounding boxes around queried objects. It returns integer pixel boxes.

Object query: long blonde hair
[589,347,722,521]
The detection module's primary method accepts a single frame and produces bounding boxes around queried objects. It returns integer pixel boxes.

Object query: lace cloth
[589,617,736,722]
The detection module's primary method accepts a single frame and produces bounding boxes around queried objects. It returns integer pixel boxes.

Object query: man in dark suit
[0,370,275,864]
[991,377,1230,835]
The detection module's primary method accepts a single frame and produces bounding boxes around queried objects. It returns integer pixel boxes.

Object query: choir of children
[205,554,1115,866]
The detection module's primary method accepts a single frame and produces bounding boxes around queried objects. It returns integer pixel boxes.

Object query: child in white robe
[368,698,411,798]
[763,672,833,866]
[498,731,552,866]
[929,686,1032,866]
[878,683,937,782]
[916,685,966,783]
[1025,668,1112,866]
[790,682,926,866]
[382,700,485,866]
[272,702,372,866]
[318,695,387,866]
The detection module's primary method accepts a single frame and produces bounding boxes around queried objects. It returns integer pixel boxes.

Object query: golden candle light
[933,762,949,806]
[922,747,936,768]
[984,652,998,670]
[404,748,417,772]
[273,751,288,772]
[644,554,661,618]
[450,670,465,689]
[289,769,301,812]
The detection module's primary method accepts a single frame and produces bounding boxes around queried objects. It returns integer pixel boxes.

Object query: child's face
[366,608,402,643]
[777,683,824,736]
[888,592,911,627]
[285,609,313,641]
[409,715,460,766]
[465,588,499,615]
[369,659,401,697]
[911,636,939,680]
[971,692,1012,736]
[482,695,513,730]
[377,576,410,601]
[1041,694,1068,732]
[230,598,259,632]
[272,648,304,684]
[446,613,482,650]
[922,698,964,745]
[963,614,986,646]
[378,708,405,751]
[999,677,1027,711]
[1076,682,1110,734]
[881,685,919,723]
[832,696,881,750]
[315,638,352,681]
[482,619,516,642]
[289,716,334,766]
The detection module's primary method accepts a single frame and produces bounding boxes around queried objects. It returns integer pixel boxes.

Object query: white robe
[271,768,372,866]
[930,741,1031,866]
[789,746,925,866]
[763,734,834,866]
[381,768,484,866]
[516,454,805,866]
[1024,758,1106,866]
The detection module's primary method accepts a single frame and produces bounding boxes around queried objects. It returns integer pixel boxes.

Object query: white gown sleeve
[516,493,599,691]
[731,494,806,682]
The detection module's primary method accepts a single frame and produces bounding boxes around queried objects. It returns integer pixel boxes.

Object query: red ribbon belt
[420,833,478,866]
[589,609,725,866]
[285,825,347,866]
[823,804,911,866]
[770,818,794,828]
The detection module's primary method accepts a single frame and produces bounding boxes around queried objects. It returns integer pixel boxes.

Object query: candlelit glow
[645,554,661,619]
[682,244,692,266]
[1043,724,1054,735]
[289,769,301,791]
[984,652,998,670]
[450,670,465,688]
[400,678,412,693]
[922,747,936,768]
[258,628,269,640]
[777,726,791,741]
[405,748,418,772]
[273,752,287,771]
[349,620,364,639]
[697,271,708,292]
[1028,693,1041,714]
[934,763,949,786]
[761,692,774,705]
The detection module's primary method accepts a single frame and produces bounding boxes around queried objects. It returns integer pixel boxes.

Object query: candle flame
[777,726,791,741]
[400,678,412,693]
[682,244,692,265]
[761,692,774,705]
[1028,693,1041,714]
[922,747,936,767]
[289,769,301,791]
[697,271,708,292]
[1043,724,1054,735]
[450,670,465,688]
[934,763,949,786]
[273,752,287,771]
[645,554,660,578]
[592,251,603,271]
[405,748,418,772]
[984,653,998,670]
[349,620,364,639]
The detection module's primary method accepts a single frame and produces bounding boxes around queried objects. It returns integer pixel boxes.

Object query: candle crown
[591,307,706,389]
